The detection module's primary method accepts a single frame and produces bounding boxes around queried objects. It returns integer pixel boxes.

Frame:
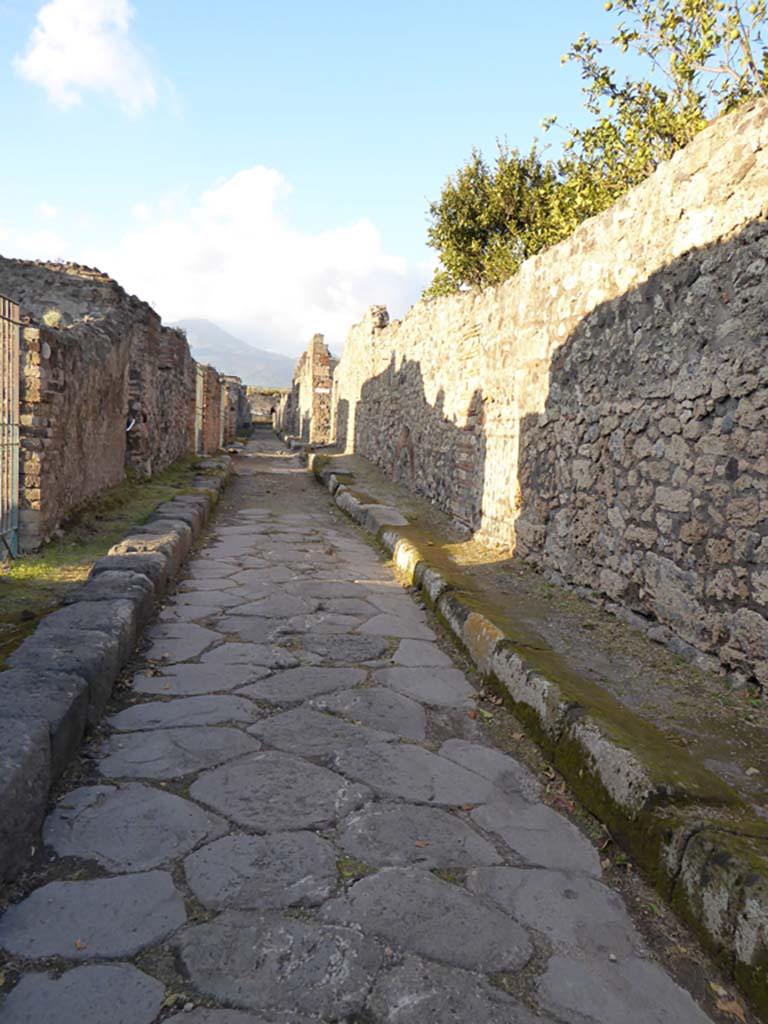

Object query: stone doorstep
[0,460,231,885]
[312,454,768,1019]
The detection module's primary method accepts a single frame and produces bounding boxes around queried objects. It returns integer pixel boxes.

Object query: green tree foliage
[425,0,768,296]
[425,145,572,296]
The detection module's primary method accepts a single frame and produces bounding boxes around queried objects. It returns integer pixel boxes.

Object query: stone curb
[0,457,232,883]
[310,456,768,1018]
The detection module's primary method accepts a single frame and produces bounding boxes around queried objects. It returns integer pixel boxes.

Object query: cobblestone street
[0,432,717,1023]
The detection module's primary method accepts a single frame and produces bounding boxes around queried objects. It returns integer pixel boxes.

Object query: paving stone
[536,955,714,1024]
[287,612,367,634]
[178,911,383,1019]
[236,557,271,570]
[259,566,296,583]
[471,793,601,876]
[375,666,475,707]
[467,866,642,956]
[231,594,320,618]
[0,964,166,1024]
[0,872,186,959]
[132,664,268,696]
[233,583,278,602]
[184,831,337,909]
[261,542,307,561]
[216,615,282,643]
[190,750,370,830]
[310,686,427,741]
[99,727,260,780]
[439,739,541,800]
[178,578,239,592]
[44,783,227,872]
[166,1013,310,1024]
[285,580,369,599]
[340,803,501,869]
[143,624,223,663]
[392,639,454,667]
[320,867,532,972]
[320,597,378,617]
[160,604,223,623]
[202,544,251,560]
[108,695,261,731]
[360,614,436,640]
[238,667,365,705]
[249,707,394,756]
[294,634,390,663]
[185,564,239,579]
[367,956,542,1024]
[226,571,274,590]
[200,642,298,669]
[175,590,243,609]
[333,741,495,805]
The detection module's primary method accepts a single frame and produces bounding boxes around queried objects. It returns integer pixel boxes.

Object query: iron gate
[0,294,20,559]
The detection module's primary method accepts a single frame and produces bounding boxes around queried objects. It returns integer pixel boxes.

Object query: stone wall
[196,364,222,455]
[220,375,245,445]
[278,334,336,443]
[0,259,197,478]
[127,318,196,476]
[330,100,768,688]
[247,386,288,423]
[0,258,233,549]
[19,321,129,550]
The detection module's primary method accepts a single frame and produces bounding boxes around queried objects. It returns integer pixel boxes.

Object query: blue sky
[1,1,619,354]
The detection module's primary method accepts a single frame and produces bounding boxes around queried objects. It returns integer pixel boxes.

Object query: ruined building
[0,258,246,552]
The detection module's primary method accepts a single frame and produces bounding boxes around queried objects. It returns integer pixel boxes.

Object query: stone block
[109,531,182,577]
[62,570,156,628]
[149,505,201,531]
[8,628,121,723]
[90,552,169,593]
[0,718,50,881]
[132,519,193,566]
[38,599,138,664]
[0,669,88,779]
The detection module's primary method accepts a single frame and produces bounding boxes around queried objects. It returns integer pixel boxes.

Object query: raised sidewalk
[0,457,232,883]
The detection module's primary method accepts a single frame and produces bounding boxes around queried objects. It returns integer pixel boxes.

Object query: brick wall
[0,259,198,478]
[0,259,236,548]
[19,321,129,550]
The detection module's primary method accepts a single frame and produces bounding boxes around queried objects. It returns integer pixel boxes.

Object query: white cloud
[83,166,430,355]
[38,202,58,220]
[13,0,157,115]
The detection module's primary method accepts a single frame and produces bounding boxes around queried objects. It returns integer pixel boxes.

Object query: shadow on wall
[348,354,487,534]
[340,219,768,685]
[511,218,768,684]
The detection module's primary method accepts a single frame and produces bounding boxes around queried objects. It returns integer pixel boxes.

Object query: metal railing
[0,294,20,559]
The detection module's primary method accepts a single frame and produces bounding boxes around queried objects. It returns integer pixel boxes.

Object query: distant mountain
[169,318,294,387]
